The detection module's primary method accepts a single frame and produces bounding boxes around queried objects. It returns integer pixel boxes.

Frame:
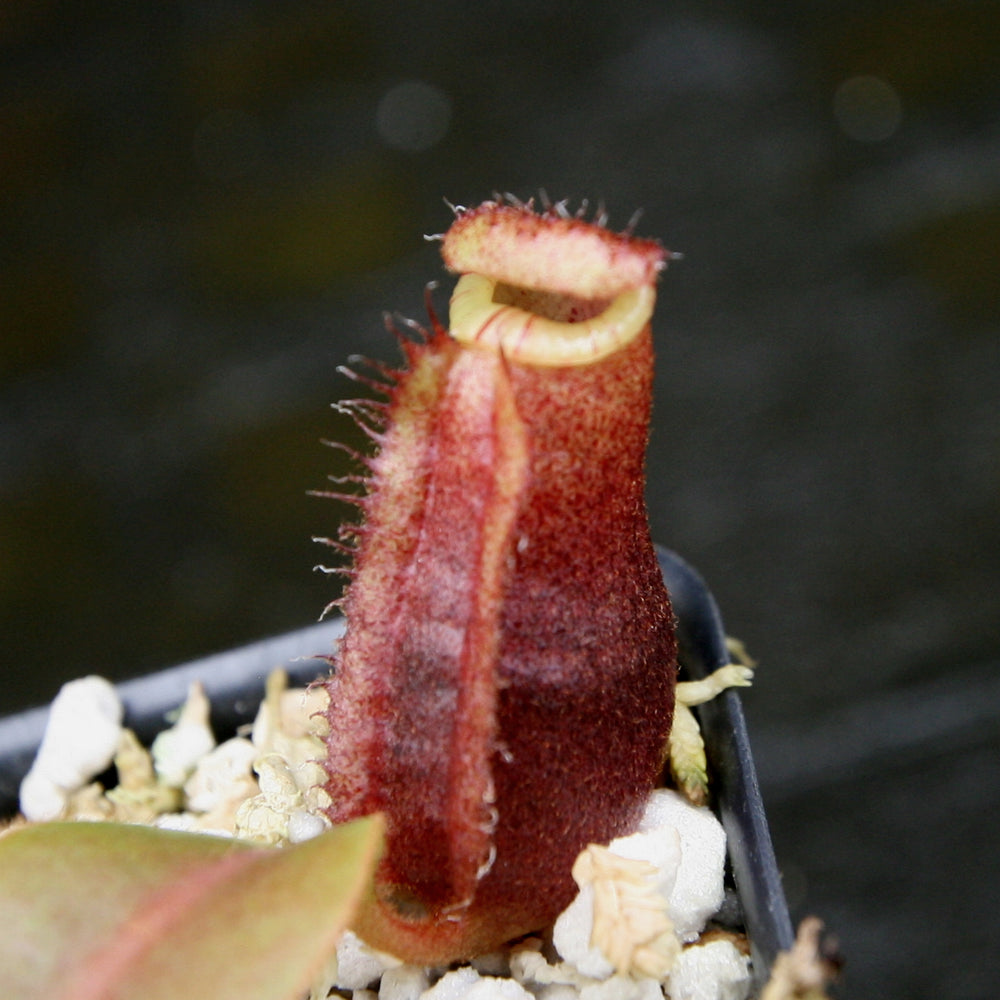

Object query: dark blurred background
[2,1,998,996]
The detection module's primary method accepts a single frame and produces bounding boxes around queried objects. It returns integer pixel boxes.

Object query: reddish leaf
[0,815,383,1000]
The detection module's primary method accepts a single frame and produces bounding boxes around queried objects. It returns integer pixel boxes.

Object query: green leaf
[0,815,383,1000]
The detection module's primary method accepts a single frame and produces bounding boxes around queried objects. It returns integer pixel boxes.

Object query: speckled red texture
[323,204,677,964]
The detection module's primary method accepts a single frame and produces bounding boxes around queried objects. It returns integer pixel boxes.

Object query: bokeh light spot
[833,74,903,142]
[375,80,451,152]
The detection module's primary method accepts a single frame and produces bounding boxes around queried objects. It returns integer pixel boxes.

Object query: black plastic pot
[654,546,795,987]
[0,546,793,989]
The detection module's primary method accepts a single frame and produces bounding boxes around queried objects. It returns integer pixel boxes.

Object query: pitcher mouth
[440,198,670,367]
[448,272,657,366]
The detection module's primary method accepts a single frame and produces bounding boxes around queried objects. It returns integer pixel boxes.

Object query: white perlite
[182,737,258,815]
[379,964,432,1000]
[336,930,403,991]
[150,681,216,787]
[552,789,727,982]
[19,676,123,822]
[666,940,752,1000]
[474,945,667,1000]
[419,790,749,1000]
[636,790,728,943]
[423,967,534,1000]
[554,837,680,980]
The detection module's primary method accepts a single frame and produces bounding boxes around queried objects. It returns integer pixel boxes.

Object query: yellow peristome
[448,272,657,367]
